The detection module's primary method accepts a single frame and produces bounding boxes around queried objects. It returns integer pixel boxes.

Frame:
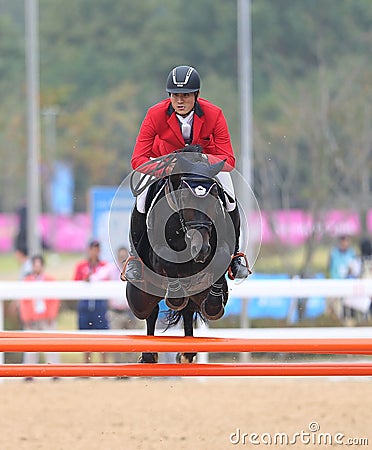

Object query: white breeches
[136,172,236,213]
[216,172,236,212]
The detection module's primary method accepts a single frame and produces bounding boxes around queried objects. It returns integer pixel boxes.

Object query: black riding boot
[123,206,146,281]
[228,206,250,279]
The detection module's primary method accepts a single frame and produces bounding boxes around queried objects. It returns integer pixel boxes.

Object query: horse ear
[208,159,226,178]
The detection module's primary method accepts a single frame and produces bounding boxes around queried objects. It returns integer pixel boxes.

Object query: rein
[130,154,178,197]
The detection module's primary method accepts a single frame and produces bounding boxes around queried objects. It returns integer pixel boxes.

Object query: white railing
[2,278,372,299]
[2,279,371,337]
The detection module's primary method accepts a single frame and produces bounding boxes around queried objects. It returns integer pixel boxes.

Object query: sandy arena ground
[1,377,371,450]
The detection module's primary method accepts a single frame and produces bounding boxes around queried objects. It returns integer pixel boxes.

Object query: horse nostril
[191,245,199,257]
[193,244,211,264]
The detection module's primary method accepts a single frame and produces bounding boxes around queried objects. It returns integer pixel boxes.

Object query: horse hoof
[201,298,225,320]
[176,352,196,364]
[138,352,158,363]
[165,297,189,311]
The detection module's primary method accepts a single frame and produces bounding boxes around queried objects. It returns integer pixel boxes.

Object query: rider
[124,65,249,281]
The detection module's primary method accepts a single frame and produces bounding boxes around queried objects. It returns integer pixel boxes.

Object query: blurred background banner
[0,215,16,252]
[90,186,133,261]
[1,207,371,253]
[50,161,74,215]
[226,273,327,321]
[39,214,90,252]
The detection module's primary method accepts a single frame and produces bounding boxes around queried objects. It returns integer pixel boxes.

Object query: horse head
[168,149,225,264]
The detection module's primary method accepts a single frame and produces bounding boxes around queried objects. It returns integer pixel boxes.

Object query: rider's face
[170,92,196,116]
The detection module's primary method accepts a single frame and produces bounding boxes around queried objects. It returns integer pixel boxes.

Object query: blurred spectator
[9,246,33,322]
[15,246,32,279]
[343,237,372,324]
[327,235,356,320]
[362,238,372,318]
[328,235,356,278]
[292,272,307,323]
[14,204,28,255]
[91,246,140,363]
[73,239,109,363]
[19,254,60,376]
[14,204,48,251]
[359,238,372,279]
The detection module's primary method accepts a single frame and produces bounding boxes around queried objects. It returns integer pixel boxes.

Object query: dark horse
[125,146,235,363]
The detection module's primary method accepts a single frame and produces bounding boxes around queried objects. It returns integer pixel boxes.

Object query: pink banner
[0,209,370,252]
[40,214,91,252]
[0,215,17,252]
[0,214,91,253]
[249,210,364,245]
[257,210,313,245]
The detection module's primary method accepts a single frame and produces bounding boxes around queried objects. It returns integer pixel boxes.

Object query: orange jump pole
[1,334,372,354]
[1,363,372,377]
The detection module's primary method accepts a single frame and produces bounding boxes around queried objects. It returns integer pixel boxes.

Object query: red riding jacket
[132,98,235,172]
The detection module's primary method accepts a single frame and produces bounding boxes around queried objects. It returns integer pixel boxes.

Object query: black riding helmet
[166,66,201,93]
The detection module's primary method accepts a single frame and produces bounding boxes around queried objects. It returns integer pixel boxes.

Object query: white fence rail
[2,278,372,300]
[2,278,371,341]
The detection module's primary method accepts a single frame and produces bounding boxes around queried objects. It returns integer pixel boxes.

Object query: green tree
[0,0,371,233]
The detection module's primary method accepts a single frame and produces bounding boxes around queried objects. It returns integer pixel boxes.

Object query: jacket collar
[166,100,204,146]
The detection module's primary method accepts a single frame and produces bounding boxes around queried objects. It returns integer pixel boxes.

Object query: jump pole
[1,333,372,354]
[1,363,372,377]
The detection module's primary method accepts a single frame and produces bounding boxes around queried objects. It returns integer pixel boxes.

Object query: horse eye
[210,185,218,197]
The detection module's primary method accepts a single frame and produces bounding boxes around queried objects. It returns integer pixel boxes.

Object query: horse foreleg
[201,276,227,320]
[139,304,159,363]
[165,279,189,311]
[176,307,197,364]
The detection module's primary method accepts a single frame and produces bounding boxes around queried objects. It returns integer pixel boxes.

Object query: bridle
[166,175,215,237]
